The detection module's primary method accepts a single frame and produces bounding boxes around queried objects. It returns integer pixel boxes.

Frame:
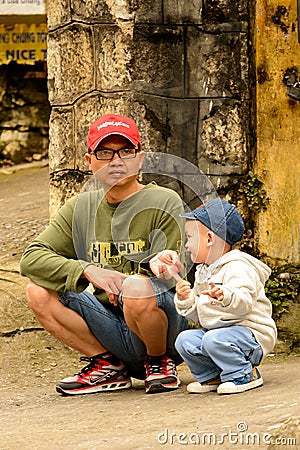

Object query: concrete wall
[256,0,300,263]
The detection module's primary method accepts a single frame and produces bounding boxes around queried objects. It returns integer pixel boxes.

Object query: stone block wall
[0,62,50,166]
[47,0,252,220]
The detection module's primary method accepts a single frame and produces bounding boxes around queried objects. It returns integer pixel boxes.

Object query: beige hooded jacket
[174,250,277,357]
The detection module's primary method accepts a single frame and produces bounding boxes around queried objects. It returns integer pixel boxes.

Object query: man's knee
[26,281,52,313]
[122,275,157,316]
[122,275,154,299]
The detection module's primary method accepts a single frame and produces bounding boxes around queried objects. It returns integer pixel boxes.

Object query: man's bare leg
[121,275,168,356]
[26,281,131,395]
[122,275,179,393]
[26,281,105,356]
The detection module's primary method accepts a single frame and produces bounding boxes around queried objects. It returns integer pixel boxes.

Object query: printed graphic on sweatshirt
[88,239,146,267]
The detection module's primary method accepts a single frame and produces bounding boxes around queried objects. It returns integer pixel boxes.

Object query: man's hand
[176,279,191,300]
[150,250,184,281]
[83,265,128,306]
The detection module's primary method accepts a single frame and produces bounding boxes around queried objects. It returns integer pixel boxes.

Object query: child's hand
[202,282,224,304]
[150,250,184,281]
[176,280,191,300]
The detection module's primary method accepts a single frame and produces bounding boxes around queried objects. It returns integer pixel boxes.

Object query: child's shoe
[187,376,221,393]
[217,367,263,395]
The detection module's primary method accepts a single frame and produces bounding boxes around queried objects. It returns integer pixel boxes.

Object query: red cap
[87,114,141,151]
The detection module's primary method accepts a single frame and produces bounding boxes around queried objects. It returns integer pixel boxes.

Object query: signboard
[0,0,46,15]
[0,23,47,64]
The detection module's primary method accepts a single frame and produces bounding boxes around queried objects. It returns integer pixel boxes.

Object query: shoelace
[76,356,104,375]
[148,362,163,374]
[146,356,173,375]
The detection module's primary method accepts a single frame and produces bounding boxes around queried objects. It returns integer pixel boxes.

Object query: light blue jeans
[175,326,263,383]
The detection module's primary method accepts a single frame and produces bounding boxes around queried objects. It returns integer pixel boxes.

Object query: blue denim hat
[180,199,245,245]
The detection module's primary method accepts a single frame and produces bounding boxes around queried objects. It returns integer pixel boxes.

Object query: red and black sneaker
[56,354,131,395]
[144,354,180,394]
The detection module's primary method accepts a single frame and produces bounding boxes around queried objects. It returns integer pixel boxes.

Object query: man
[20,113,188,395]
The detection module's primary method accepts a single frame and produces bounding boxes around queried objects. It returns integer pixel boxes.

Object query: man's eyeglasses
[89,147,139,161]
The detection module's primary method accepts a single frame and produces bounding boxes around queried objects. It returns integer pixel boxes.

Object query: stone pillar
[47,0,251,230]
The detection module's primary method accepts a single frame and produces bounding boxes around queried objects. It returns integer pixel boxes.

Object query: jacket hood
[211,249,271,284]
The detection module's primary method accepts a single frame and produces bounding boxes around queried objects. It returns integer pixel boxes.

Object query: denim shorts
[58,279,188,379]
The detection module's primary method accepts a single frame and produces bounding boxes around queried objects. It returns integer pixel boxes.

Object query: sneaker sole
[56,379,132,396]
[145,380,180,394]
[187,382,219,394]
[217,377,263,395]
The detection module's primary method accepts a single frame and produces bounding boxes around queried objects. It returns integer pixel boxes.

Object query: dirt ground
[0,164,299,450]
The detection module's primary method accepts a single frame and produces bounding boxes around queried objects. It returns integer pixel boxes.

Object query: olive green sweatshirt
[20,183,185,302]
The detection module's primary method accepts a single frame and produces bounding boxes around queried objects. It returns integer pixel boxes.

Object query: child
[173,199,277,395]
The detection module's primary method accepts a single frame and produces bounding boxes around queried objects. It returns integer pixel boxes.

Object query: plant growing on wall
[265,266,300,321]
[235,171,270,255]
[242,171,270,213]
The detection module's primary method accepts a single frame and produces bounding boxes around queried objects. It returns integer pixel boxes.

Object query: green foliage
[242,172,270,213]
[265,266,300,321]
[236,172,270,255]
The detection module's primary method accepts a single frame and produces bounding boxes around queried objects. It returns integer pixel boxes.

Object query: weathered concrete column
[46,0,251,240]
